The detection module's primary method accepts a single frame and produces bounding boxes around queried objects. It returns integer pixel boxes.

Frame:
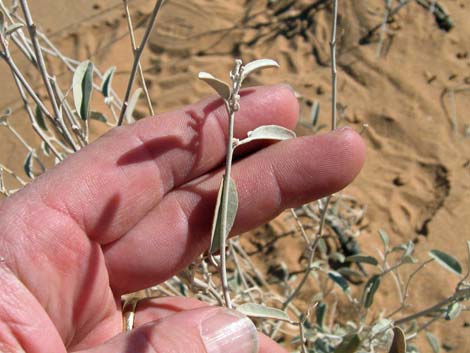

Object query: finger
[132,296,287,353]
[105,128,366,293]
[13,84,298,246]
[79,306,259,353]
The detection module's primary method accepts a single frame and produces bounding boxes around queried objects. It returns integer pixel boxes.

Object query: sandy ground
[0,0,469,351]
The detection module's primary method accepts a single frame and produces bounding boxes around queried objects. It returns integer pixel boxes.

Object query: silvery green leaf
[126,88,143,124]
[404,240,414,256]
[198,72,231,100]
[330,252,346,263]
[101,66,116,98]
[379,229,390,250]
[236,125,296,148]
[35,105,47,130]
[24,151,33,178]
[72,60,94,120]
[41,141,50,156]
[237,303,291,322]
[311,101,320,127]
[389,326,407,353]
[425,332,440,353]
[90,111,107,123]
[0,10,5,34]
[209,176,238,254]
[334,334,361,353]
[371,319,392,336]
[316,302,327,329]
[346,254,378,266]
[401,255,417,264]
[328,271,350,294]
[429,249,462,275]
[5,23,23,35]
[337,267,364,281]
[362,274,381,308]
[445,302,461,321]
[241,59,280,82]
[406,344,419,353]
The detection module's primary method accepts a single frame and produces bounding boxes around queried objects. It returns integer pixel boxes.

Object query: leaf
[429,249,462,275]
[389,327,407,353]
[5,23,23,35]
[311,101,320,127]
[404,240,414,256]
[209,176,238,254]
[362,274,381,308]
[0,10,5,34]
[90,111,107,123]
[237,303,291,322]
[371,319,392,336]
[24,151,34,178]
[334,334,361,353]
[406,344,419,353]
[35,105,47,130]
[236,125,296,147]
[72,61,94,120]
[379,229,390,250]
[125,88,143,123]
[328,271,350,294]
[101,66,116,98]
[445,302,461,321]
[241,59,280,82]
[425,332,440,353]
[198,72,231,100]
[346,254,378,266]
[41,141,50,156]
[316,302,327,329]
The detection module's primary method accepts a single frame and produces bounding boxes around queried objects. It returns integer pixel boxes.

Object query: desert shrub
[0,1,468,352]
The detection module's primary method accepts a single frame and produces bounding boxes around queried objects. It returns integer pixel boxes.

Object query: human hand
[0,85,365,353]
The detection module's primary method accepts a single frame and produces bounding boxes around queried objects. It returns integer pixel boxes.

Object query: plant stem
[123,0,154,117]
[395,287,470,325]
[330,0,338,130]
[118,0,164,125]
[19,0,78,151]
[219,107,236,309]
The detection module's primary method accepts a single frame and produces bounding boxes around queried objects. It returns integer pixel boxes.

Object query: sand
[0,0,469,351]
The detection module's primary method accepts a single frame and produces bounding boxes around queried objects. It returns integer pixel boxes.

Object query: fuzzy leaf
[0,10,5,34]
[236,125,296,148]
[362,274,381,308]
[73,61,94,120]
[24,151,33,178]
[378,229,390,249]
[101,66,116,98]
[198,72,231,100]
[35,105,47,130]
[90,111,107,123]
[311,101,320,127]
[334,334,361,353]
[346,254,378,266]
[429,249,462,275]
[445,302,461,321]
[389,327,407,353]
[209,176,238,254]
[5,23,23,35]
[126,88,143,123]
[425,332,440,353]
[328,271,350,294]
[316,302,327,329]
[241,59,280,82]
[237,303,291,322]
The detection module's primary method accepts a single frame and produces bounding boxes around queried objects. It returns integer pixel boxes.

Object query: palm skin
[0,85,365,353]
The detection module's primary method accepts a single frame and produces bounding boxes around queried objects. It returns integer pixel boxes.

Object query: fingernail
[200,309,259,353]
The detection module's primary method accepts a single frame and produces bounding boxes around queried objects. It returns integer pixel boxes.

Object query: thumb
[81,306,259,353]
